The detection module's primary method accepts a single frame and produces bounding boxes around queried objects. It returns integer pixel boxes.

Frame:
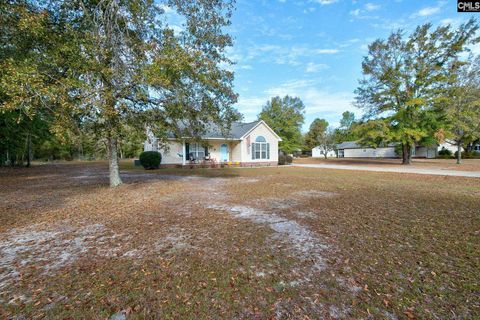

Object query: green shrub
[139,151,161,169]
[436,154,452,159]
[286,155,293,164]
[278,154,286,165]
[454,151,480,159]
[438,148,452,156]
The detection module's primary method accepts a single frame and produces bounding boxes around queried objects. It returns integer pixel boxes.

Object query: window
[188,143,206,160]
[252,136,270,160]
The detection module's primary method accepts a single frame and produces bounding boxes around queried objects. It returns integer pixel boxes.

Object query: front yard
[0,161,479,319]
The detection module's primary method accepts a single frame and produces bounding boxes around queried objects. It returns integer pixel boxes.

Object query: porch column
[182,140,186,166]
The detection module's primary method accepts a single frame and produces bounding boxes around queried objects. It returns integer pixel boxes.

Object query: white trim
[182,140,186,166]
[240,120,282,141]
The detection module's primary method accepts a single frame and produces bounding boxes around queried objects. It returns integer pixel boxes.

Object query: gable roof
[240,120,282,141]
[166,121,262,140]
[165,120,282,141]
[230,121,261,139]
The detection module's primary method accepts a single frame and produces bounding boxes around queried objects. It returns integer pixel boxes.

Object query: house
[336,141,398,158]
[312,146,337,158]
[336,141,438,159]
[143,120,282,167]
[438,140,463,154]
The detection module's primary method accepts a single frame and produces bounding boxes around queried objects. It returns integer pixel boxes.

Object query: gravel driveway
[293,163,480,178]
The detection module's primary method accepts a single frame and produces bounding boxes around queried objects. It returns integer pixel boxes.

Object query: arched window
[252,136,270,160]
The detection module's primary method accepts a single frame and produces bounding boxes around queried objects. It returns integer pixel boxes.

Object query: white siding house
[336,142,398,158]
[438,140,463,154]
[336,141,440,159]
[144,120,282,167]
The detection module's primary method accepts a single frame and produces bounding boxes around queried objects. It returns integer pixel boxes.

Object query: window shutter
[185,143,190,160]
[267,143,270,159]
[252,143,255,159]
[204,146,208,156]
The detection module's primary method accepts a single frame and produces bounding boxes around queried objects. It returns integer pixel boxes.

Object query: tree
[1,0,239,186]
[305,118,328,149]
[258,95,305,154]
[0,0,59,166]
[444,55,480,164]
[333,111,359,143]
[355,19,479,164]
[339,111,355,130]
[353,119,392,148]
[305,118,335,158]
[305,118,335,159]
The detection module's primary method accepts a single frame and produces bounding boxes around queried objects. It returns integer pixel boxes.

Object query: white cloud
[411,6,441,18]
[440,18,463,27]
[235,79,359,129]
[315,49,340,54]
[365,3,380,11]
[440,18,455,26]
[239,44,339,67]
[460,42,480,59]
[305,62,329,73]
[235,97,267,116]
[311,0,338,5]
[350,9,361,16]
[349,3,380,18]
[303,7,317,13]
[264,79,315,96]
[470,43,480,55]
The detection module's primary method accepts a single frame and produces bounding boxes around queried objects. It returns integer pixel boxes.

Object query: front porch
[179,139,242,166]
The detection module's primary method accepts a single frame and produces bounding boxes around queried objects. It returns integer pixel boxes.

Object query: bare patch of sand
[0,223,128,292]
[207,204,328,271]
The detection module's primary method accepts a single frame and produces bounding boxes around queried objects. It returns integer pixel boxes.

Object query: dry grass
[294,157,480,172]
[0,161,479,319]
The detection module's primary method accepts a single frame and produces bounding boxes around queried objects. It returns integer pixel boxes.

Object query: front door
[220,144,229,162]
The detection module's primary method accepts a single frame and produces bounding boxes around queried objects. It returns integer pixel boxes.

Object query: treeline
[0,117,144,166]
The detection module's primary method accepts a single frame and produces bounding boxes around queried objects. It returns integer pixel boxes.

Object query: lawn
[0,161,479,319]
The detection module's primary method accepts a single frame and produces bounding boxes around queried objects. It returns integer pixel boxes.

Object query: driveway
[293,163,480,178]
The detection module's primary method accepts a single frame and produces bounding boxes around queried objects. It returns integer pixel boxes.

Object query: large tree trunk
[407,146,412,164]
[108,136,122,187]
[402,143,411,165]
[456,142,462,165]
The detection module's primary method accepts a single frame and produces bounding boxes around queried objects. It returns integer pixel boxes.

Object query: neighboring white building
[336,142,398,158]
[336,141,439,159]
[144,120,282,167]
[438,140,463,154]
[312,146,337,158]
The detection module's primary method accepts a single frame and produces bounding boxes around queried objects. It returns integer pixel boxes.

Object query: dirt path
[293,163,480,177]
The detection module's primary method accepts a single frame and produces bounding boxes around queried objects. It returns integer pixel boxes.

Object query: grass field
[0,161,479,319]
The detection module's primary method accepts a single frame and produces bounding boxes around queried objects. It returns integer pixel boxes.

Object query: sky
[225,0,479,131]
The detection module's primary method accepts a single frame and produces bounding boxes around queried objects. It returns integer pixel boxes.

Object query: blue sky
[226,0,479,131]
